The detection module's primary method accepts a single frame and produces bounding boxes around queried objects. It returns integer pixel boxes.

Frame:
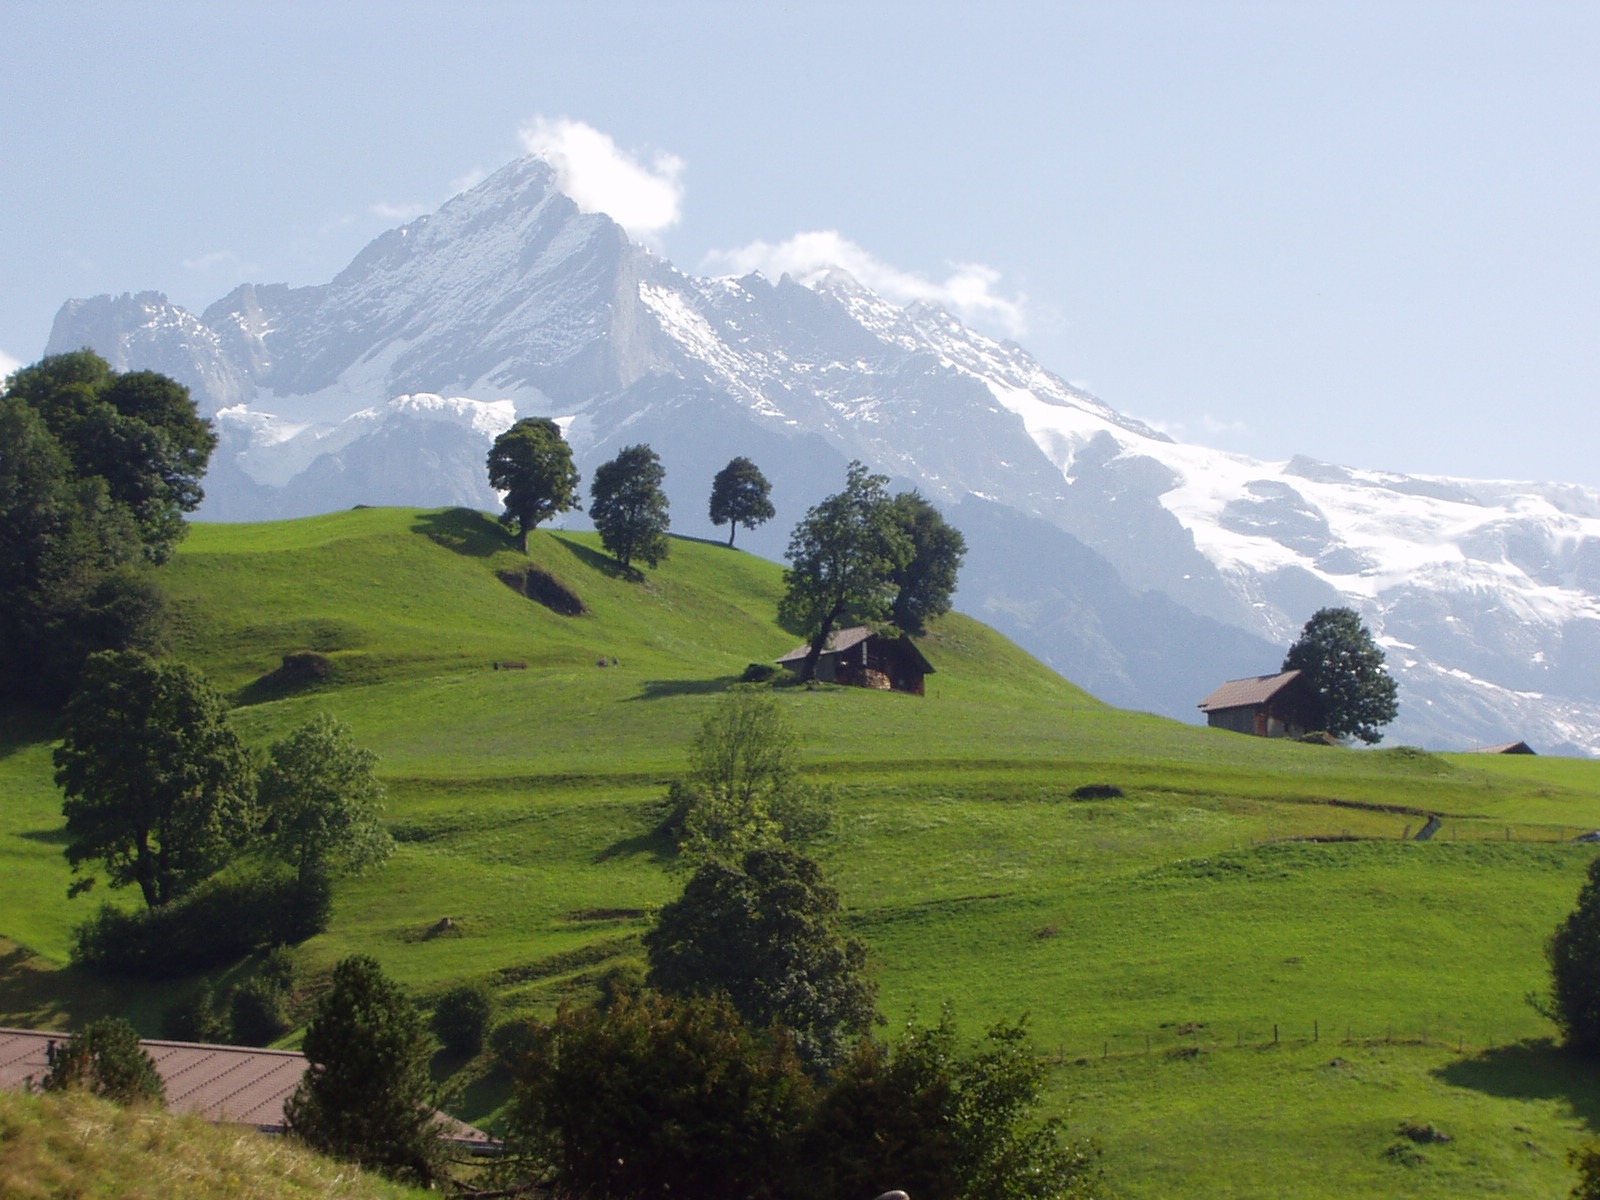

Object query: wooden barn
[1198,669,1319,739]
[776,626,934,696]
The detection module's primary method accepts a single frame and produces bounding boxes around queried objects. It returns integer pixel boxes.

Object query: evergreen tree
[43,1017,165,1106]
[589,443,671,571]
[486,417,581,552]
[1282,606,1399,744]
[709,456,776,548]
[284,955,444,1185]
[1543,854,1600,1055]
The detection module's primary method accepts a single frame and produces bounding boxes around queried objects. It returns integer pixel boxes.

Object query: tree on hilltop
[778,461,910,681]
[590,443,671,571]
[888,490,966,635]
[487,417,581,552]
[1282,606,1398,744]
[709,456,775,548]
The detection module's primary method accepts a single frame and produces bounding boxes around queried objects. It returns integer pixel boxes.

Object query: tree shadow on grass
[17,826,68,846]
[629,677,740,702]
[548,534,635,581]
[412,507,511,558]
[1433,1038,1600,1131]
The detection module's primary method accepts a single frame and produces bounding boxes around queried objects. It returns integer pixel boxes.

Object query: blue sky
[4,0,1597,485]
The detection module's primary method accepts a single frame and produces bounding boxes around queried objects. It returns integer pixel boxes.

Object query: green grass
[4,505,1600,1197]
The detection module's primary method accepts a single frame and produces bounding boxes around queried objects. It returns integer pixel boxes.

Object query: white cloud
[0,347,20,381]
[517,116,684,242]
[705,231,1028,337]
[1141,412,1251,443]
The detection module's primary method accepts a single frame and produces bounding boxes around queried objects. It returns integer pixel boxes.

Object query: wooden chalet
[1198,669,1319,739]
[0,1027,497,1151]
[775,626,934,696]
[1472,740,1537,755]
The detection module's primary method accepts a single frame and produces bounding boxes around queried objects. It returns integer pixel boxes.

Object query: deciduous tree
[644,846,877,1072]
[589,443,670,570]
[486,417,581,552]
[709,456,775,547]
[259,712,393,891]
[778,461,910,680]
[506,991,812,1199]
[284,955,444,1185]
[55,651,256,909]
[1282,606,1399,744]
[888,490,966,635]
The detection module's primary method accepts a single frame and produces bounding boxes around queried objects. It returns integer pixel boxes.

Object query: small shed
[776,626,934,696]
[1198,669,1318,738]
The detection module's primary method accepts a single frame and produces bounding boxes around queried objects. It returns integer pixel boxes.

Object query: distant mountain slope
[46,156,1600,753]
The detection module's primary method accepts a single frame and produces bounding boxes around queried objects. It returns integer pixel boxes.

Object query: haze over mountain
[46,155,1600,754]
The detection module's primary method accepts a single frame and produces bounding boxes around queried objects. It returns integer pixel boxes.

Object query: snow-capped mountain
[46,156,1600,754]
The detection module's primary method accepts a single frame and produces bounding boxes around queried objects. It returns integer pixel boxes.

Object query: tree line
[488,419,968,670]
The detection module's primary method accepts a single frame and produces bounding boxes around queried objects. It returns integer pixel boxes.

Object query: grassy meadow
[2,505,1599,1197]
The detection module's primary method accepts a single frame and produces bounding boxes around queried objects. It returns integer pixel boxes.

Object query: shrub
[432,981,494,1055]
[43,1017,165,1106]
[489,1017,541,1072]
[162,984,229,1043]
[230,976,293,1046]
[740,662,778,683]
[71,867,330,979]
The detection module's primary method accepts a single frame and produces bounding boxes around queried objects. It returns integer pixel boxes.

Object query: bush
[489,1017,541,1072]
[162,984,229,1043]
[739,662,778,683]
[432,981,494,1055]
[230,976,293,1046]
[71,867,330,979]
[800,1011,1102,1200]
[43,1017,165,1106]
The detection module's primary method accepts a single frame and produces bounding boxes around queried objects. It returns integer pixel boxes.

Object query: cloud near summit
[705,231,1028,338]
[518,116,685,241]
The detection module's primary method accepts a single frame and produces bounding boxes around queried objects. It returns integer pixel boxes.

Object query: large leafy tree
[4,352,215,566]
[0,352,209,705]
[1541,854,1600,1055]
[486,417,581,552]
[54,650,256,909]
[1282,606,1399,744]
[888,491,967,635]
[709,456,776,548]
[506,991,812,1199]
[778,461,911,681]
[589,443,671,570]
[644,846,878,1072]
[284,955,444,1185]
[259,712,394,891]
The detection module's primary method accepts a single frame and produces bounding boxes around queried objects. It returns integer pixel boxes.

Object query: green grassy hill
[3,505,1599,1197]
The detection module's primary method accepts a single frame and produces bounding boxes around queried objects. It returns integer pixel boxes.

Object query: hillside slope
[2,507,1600,1198]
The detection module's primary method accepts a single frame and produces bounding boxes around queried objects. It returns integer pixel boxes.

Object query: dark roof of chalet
[0,1026,495,1147]
[1472,740,1537,755]
[1198,669,1305,712]
[775,626,934,674]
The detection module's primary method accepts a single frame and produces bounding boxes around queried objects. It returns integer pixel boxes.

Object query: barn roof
[0,1027,495,1147]
[1198,669,1305,712]
[1472,740,1537,755]
[775,625,877,664]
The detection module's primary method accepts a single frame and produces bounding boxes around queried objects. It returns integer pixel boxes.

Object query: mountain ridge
[42,153,1600,754]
